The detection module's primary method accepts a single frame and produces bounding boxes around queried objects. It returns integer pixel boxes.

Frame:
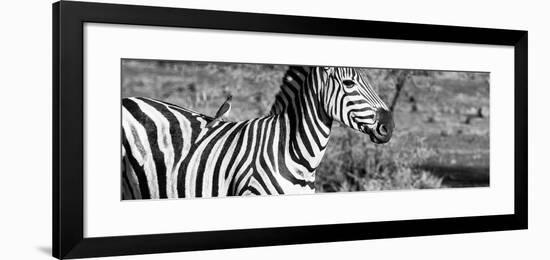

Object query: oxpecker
[206,95,232,127]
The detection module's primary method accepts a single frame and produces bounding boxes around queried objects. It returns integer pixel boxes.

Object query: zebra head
[315,67,394,144]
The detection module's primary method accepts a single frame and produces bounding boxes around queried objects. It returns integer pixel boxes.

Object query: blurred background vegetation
[122,59,490,193]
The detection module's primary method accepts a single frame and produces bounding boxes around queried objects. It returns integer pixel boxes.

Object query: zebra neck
[279,85,333,176]
[269,65,333,176]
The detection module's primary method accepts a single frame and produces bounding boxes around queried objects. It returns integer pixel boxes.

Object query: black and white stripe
[121,66,393,199]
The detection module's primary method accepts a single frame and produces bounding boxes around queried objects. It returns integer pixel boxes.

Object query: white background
[0,0,547,259]
[85,23,514,237]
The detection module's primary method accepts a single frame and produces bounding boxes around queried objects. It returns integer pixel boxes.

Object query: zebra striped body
[122,66,393,200]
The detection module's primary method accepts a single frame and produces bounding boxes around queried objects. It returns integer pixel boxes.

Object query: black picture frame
[53,1,528,259]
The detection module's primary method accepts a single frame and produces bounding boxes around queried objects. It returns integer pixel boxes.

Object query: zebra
[121,66,394,200]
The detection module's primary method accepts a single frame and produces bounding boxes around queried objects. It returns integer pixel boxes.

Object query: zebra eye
[342,79,355,87]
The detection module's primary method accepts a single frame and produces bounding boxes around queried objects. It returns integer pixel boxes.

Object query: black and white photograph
[121,59,490,200]
[1,0,542,259]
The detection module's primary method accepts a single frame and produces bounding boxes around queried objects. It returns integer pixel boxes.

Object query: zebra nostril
[375,108,394,140]
[379,124,388,136]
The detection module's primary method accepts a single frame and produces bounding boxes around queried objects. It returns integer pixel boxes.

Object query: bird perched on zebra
[121,66,394,200]
[206,95,232,127]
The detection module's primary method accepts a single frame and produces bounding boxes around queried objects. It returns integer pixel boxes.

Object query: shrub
[315,130,445,193]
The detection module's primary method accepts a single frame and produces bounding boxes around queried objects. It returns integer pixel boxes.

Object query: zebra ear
[321,67,334,85]
[323,67,335,75]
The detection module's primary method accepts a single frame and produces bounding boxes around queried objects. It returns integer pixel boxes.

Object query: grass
[122,59,490,192]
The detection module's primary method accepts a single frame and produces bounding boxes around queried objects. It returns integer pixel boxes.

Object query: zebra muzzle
[371,109,394,144]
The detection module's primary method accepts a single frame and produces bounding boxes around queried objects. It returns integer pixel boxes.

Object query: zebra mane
[269,66,312,115]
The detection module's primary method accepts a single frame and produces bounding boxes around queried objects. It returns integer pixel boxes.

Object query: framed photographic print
[53,1,528,259]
